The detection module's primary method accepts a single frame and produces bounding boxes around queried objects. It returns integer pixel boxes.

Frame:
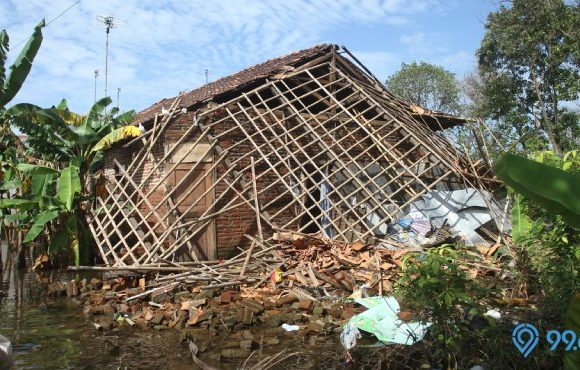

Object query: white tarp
[411,188,505,245]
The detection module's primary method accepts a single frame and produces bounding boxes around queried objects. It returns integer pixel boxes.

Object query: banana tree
[495,151,579,320]
[0,20,45,252]
[1,99,139,265]
[0,163,86,264]
[7,97,139,181]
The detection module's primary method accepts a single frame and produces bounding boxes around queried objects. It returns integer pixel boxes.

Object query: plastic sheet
[342,296,431,346]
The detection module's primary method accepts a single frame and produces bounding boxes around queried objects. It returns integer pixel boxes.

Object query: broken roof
[134,44,469,129]
[135,44,332,125]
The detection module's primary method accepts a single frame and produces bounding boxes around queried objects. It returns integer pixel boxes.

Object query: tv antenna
[97,15,116,99]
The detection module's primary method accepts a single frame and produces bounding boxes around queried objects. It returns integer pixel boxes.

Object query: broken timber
[87,43,499,287]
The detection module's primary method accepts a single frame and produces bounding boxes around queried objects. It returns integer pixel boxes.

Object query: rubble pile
[59,231,503,363]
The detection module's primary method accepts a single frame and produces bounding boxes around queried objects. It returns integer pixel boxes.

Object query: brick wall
[102,109,298,260]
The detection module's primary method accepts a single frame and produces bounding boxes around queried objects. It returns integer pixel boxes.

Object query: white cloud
[434,50,476,77]
[352,51,400,81]
[4,0,445,113]
[400,32,426,45]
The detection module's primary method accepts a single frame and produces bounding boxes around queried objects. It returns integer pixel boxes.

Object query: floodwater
[0,244,385,370]
[0,244,195,369]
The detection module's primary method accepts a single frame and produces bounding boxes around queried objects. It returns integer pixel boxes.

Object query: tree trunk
[530,64,562,155]
[471,123,492,167]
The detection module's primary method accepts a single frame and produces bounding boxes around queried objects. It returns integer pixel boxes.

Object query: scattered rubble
[63,230,505,366]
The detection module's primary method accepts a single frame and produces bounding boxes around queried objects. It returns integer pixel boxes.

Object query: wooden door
[167,162,216,260]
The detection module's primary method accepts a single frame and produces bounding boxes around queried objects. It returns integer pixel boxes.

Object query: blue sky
[3,0,496,114]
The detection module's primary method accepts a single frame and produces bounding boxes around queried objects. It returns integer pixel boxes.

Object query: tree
[385,61,462,115]
[0,98,139,265]
[0,20,45,265]
[476,0,580,154]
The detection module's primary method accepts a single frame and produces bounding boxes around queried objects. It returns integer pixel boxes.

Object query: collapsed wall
[90,45,500,267]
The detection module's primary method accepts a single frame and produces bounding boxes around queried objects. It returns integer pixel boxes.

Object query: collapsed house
[89,44,500,267]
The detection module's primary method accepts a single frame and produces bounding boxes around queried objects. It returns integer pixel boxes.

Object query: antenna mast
[97,16,116,98]
[93,70,99,103]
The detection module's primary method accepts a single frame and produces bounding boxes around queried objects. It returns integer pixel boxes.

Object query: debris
[340,323,361,351]
[148,301,164,309]
[344,296,431,345]
[188,339,217,370]
[484,309,501,320]
[31,254,51,271]
[0,334,13,370]
[411,189,504,245]
[281,324,300,332]
[348,283,370,300]
[66,229,507,365]
[276,294,298,307]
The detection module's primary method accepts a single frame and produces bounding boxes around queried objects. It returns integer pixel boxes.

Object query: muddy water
[0,242,197,369]
[0,262,195,368]
[0,246,366,369]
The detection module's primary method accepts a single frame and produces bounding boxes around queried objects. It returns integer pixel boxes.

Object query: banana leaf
[494,154,580,228]
[7,103,78,151]
[17,163,59,175]
[31,173,53,196]
[0,19,45,107]
[23,209,58,243]
[54,99,85,125]
[92,125,141,152]
[0,177,22,190]
[0,198,37,209]
[83,97,111,130]
[2,213,29,225]
[0,29,8,96]
[58,166,81,211]
[38,194,62,210]
[510,193,532,243]
[115,110,136,124]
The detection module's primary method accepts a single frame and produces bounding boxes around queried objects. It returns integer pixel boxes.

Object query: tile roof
[135,44,333,124]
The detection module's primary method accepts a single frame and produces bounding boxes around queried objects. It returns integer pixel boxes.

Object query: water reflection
[0,244,193,370]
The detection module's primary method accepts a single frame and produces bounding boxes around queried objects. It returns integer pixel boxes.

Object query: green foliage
[0,198,37,209]
[7,98,136,166]
[1,97,137,266]
[385,61,462,115]
[31,173,53,197]
[23,209,59,243]
[57,166,81,211]
[564,293,580,370]
[510,193,535,244]
[396,245,487,364]
[0,19,45,108]
[494,153,580,228]
[16,163,59,175]
[502,150,579,319]
[476,0,580,153]
[1,165,89,265]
